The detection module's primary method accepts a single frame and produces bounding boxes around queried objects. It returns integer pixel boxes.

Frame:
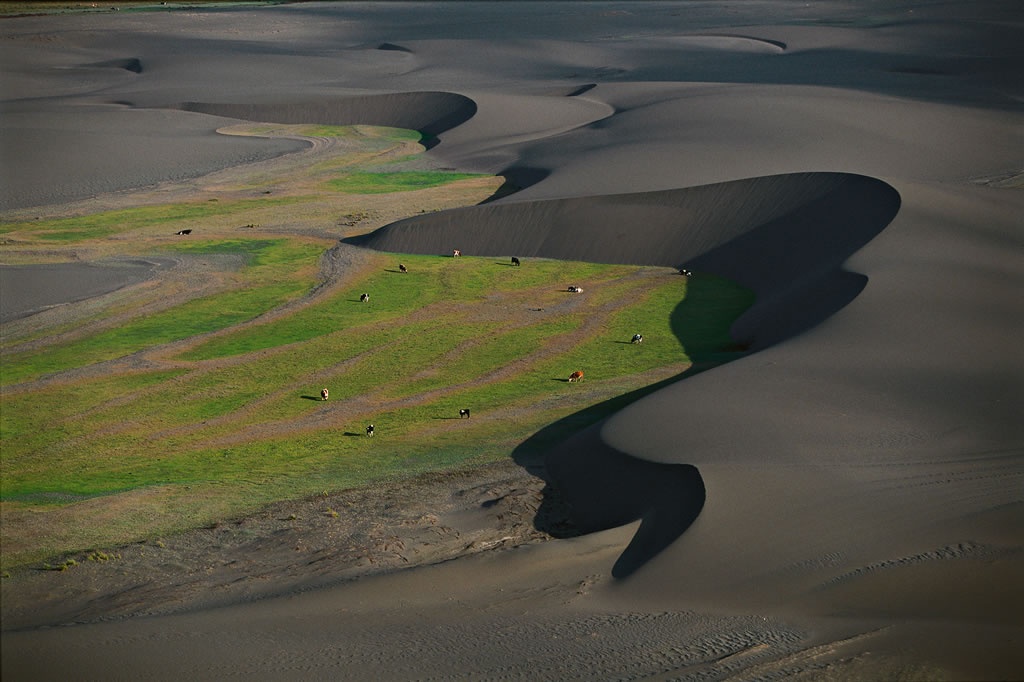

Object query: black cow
[631,334,643,344]
[176,229,192,235]
[366,424,375,437]
[360,293,370,303]
[459,409,471,419]
[511,257,520,266]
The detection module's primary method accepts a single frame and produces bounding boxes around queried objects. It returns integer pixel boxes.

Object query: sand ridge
[2,1,1023,679]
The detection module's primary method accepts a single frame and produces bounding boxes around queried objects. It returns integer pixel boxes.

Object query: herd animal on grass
[335,256,674,430]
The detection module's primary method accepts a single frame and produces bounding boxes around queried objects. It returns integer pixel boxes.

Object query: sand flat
[1,1,1022,680]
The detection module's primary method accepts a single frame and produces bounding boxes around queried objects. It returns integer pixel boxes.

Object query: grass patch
[1,239,320,386]
[0,197,306,242]
[327,171,489,194]
[0,124,754,570]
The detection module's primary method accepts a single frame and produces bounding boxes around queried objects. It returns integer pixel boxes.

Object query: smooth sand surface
[2,2,1022,679]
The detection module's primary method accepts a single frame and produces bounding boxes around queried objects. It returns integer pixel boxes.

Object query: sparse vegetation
[0,125,753,571]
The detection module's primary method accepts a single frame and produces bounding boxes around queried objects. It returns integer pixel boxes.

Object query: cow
[452,249,462,257]
[511,257,520,266]
[321,388,329,401]
[175,229,192,235]
[568,370,584,383]
[459,408,471,419]
[366,424,375,437]
[399,264,408,273]
[679,268,692,277]
[567,285,583,293]
[631,334,643,344]
[360,293,370,303]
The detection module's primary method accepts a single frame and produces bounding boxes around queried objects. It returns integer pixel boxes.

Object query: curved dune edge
[353,171,900,348]
[355,172,900,571]
[0,259,164,324]
[656,34,787,52]
[181,91,477,138]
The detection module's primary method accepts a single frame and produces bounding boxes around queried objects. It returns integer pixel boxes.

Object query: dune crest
[353,172,898,350]
[181,91,476,138]
[353,171,899,576]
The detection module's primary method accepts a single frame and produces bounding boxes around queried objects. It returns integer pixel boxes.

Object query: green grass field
[0,125,753,570]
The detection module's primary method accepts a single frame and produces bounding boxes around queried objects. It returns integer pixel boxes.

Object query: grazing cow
[568,370,584,383]
[459,408,471,419]
[175,229,192,235]
[321,388,329,401]
[360,293,370,303]
[453,249,462,257]
[567,285,583,293]
[399,264,408,273]
[679,268,692,277]
[511,257,521,266]
[366,424,375,437]
[631,334,643,344]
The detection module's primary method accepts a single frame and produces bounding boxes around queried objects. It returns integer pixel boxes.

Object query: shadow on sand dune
[355,171,901,576]
[181,91,477,141]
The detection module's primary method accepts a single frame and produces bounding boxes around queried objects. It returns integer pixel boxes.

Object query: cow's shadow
[300,395,322,401]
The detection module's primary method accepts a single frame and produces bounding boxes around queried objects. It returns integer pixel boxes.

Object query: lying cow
[175,229,192,235]
[321,388,329,401]
[366,424,375,437]
[360,293,370,302]
[631,334,643,344]
[568,370,584,383]
[459,408,471,419]
[679,268,692,277]
[567,285,583,293]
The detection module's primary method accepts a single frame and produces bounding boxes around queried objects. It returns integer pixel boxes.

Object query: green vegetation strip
[328,171,489,194]
[1,239,320,386]
[0,198,307,242]
[0,123,754,570]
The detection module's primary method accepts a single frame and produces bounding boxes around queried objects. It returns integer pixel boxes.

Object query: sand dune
[2,1,1022,679]
[182,91,477,138]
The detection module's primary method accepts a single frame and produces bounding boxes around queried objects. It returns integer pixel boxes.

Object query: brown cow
[568,370,584,383]
[321,388,329,401]
[452,249,462,257]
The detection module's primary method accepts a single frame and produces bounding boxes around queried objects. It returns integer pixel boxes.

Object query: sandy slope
[2,1,1022,680]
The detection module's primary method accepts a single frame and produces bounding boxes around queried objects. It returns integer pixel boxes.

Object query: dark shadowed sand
[2,1,1022,680]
